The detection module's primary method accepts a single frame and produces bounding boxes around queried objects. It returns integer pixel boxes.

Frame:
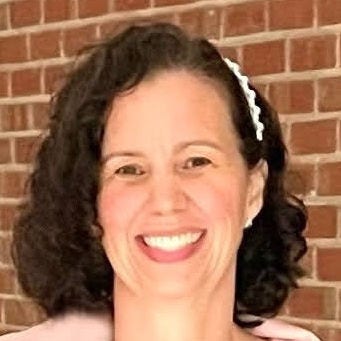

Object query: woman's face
[97,69,266,298]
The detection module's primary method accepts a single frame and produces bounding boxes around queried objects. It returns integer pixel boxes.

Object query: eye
[183,157,212,169]
[115,164,145,177]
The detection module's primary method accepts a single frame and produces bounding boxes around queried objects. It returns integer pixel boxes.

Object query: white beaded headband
[223,57,264,141]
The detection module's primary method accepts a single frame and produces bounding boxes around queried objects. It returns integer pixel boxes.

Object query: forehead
[102,69,237,151]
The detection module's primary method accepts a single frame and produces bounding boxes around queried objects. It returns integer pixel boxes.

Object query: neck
[112,266,246,341]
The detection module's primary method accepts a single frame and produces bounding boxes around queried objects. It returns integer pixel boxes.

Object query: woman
[2,22,319,340]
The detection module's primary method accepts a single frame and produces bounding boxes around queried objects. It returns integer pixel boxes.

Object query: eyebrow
[101,140,224,165]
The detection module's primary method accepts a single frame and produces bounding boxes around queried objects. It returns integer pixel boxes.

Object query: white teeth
[142,232,203,251]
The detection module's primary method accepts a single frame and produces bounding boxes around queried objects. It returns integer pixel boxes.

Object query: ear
[245,159,268,223]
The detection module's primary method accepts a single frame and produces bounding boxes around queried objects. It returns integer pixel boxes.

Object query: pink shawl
[0,312,320,341]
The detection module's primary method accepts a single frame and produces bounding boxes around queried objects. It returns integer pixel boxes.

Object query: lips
[136,230,206,263]
[138,227,205,238]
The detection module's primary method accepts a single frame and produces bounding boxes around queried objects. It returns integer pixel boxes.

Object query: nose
[148,173,187,216]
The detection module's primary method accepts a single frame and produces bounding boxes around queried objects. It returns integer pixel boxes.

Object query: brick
[312,327,329,341]
[44,64,66,94]
[0,138,11,164]
[0,4,8,30]
[335,330,341,340]
[317,248,341,281]
[100,16,175,39]
[219,46,238,64]
[318,162,341,195]
[0,204,18,231]
[299,246,313,278]
[0,105,28,131]
[243,40,285,76]
[290,119,336,155]
[0,321,21,335]
[338,291,341,320]
[100,20,130,38]
[269,0,313,30]
[339,120,341,151]
[0,72,8,97]
[79,0,108,18]
[318,77,341,112]
[0,268,15,294]
[115,0,149,11]
[150,15,176,25]
[31,30,61,60]
[290,35,336,71]
[305,206,337,238]
[280,122,289,141]
[317,0,341,25]
[12,69,41,96]
[223,1,265,37]
[179,8,220,39]
[100,20,125,38]
[253,83,267,97]
[314,327,341,341]
[334,330,341,340]
[0,35,27,63]
[332,329,341,341]
[45,0,75,22]
[269,80,314,114]
[154,0,195,7]
[14,136,41,164]
[31,103,49,129]
[63,26,97,57]
[287,286,336,319]
[4,299,45,325]
[285,163,315,195]
[10,0,40,28]
[0,171,29,198]
[0,235,12,265]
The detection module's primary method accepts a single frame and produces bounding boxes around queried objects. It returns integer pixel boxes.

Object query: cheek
[97,183,143,234]
[189,175,247,226]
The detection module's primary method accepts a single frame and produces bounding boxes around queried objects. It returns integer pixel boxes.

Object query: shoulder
[0,321,51,341]
[249,318,321,341]
[0,312,112,341]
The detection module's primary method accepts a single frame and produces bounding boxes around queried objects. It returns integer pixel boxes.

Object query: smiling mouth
[140,231,205,251]
[135,230,206,263]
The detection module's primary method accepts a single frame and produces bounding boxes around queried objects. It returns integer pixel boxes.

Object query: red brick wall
[0,0,340,339]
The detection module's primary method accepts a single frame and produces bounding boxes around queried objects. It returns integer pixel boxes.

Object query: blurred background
[0,0,340,340]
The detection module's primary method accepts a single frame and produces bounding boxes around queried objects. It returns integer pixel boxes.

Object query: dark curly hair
[11,21,307,328]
